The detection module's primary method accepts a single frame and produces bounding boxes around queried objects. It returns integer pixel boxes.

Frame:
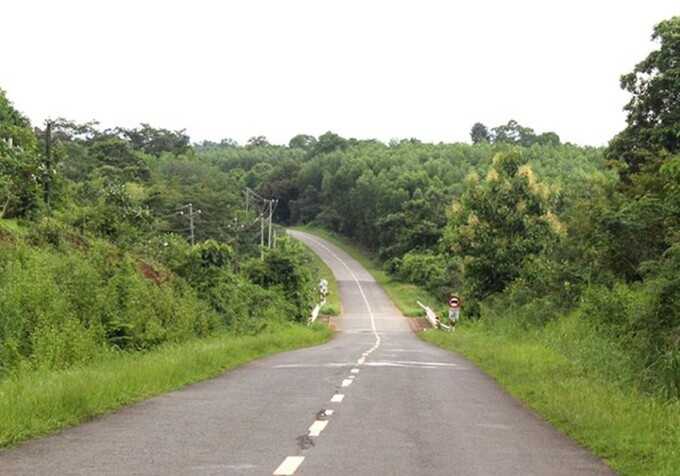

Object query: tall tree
[246,136,271,148]
[117,124,191,157]
[444,150,562,301]
[288,134,317,150]
[536,131,561,146]
[492,120,537,146]
[470,122,491,144]
[309,131,348,157]
[607,16,680,178]
[0,89,41,218]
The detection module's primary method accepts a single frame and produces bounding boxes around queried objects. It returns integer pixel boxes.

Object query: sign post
[448,295,461,327]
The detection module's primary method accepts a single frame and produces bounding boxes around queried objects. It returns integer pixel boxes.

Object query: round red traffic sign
[448,295,461,308]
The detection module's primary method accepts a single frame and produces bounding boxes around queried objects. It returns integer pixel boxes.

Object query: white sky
[1,1,677,147]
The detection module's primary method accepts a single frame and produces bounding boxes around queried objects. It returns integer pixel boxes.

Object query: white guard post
[416,301,451,332]
[308,299,326,325]
[309,278,329,325]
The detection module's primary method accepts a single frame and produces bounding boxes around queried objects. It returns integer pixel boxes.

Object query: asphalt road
[0,230,615,475]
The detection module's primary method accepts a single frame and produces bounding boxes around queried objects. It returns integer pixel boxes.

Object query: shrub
[392,251,460,299]
[242,237,316,322]
[0,237,223,375]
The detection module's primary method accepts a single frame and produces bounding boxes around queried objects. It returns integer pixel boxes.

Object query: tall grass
[0,324,333,449]
[0,242,219,375]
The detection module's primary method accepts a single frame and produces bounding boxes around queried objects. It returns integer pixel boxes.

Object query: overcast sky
[1,1,677,147]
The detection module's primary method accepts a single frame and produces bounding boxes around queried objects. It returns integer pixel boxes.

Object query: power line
[157,227,193,233]
[244,187,268,208]
[158,210,186,219]
[217,216,262,234]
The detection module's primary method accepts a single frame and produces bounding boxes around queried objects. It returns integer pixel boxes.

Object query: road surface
[0,230,614,475]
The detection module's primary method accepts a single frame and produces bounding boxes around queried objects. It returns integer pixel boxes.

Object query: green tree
[607,16,680,178]
[89,136,151,183]
[288,134,317,150]
[536,131,561,146]
[492,120,537,146]
[243,236,316,322]
[470,122,491,144]
[246,136,271,148]
[255,158,301,224]
[117,124,191,157]
[0,89,42,218]
[444,150,562,301]
[309,131,348,157]
[147,157,243,243]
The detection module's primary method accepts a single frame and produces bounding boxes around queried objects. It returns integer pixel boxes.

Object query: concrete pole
[189,203,195,246]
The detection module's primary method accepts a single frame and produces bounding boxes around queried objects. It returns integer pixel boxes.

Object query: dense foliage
[0,90,317,377]
[607,17,680,179]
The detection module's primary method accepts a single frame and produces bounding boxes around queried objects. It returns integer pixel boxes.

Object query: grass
[295,226,442,317]
[0,324,333,449]
[421,323,680,476]
[0,219,26,240]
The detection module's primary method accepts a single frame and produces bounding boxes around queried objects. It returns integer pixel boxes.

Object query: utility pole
[189,203,196,246]
[44,121,53,205]
[267,199,278,249]
[260,209,265,260]
[181,203,201,246]
[259,199,278,259]
[267,200,273,249]
[245,188,251,213]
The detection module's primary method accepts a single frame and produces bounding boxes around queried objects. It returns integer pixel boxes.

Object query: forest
[1,16,678,402]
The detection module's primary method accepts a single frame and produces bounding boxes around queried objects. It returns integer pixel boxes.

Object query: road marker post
[308,298,326,325]
[416,301,451,332]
